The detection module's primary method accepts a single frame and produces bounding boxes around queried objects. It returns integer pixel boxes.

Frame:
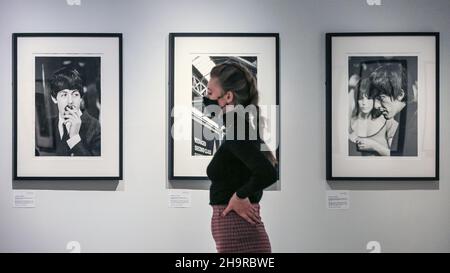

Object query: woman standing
[205,62,278,253]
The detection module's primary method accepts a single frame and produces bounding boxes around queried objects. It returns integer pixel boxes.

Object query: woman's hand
[357,138,390,156]
[222,193,261,225]
[356,138,377,151]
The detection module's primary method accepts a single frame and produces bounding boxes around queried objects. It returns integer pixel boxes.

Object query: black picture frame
[13,33,123,180]
[168,33,280,180]
[326,32,439,180]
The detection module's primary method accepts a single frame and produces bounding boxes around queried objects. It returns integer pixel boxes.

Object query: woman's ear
[224,90,234,104]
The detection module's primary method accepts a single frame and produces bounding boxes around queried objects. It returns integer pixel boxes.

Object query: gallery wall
[0,0,449,252]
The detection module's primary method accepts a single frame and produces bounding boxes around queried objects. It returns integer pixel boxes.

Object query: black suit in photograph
[52,112,101,156]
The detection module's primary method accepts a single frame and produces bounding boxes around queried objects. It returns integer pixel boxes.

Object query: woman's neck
[358,112,371,119]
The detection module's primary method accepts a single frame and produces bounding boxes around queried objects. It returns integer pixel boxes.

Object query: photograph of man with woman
[348,56,418,157]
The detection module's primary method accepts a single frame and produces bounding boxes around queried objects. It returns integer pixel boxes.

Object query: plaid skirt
[211,204,271,253]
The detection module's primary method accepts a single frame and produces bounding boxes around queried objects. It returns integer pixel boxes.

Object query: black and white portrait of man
[35,57,101,157]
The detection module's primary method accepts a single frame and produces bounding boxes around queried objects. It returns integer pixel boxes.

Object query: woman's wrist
[235,192,246,200]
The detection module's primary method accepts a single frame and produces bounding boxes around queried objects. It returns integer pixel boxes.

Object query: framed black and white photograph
[326,32,439,180]
[169,33,279,180]
[13,33,122,180]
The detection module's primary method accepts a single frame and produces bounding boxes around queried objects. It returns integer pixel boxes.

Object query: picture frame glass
[15,34,122,179]
[170,34,279,179]
[327,34,438,179]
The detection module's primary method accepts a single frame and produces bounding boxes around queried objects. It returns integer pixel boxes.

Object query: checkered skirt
[211,204,271,253]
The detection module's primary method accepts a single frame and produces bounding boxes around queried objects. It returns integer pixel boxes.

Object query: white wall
[0,0,449,252]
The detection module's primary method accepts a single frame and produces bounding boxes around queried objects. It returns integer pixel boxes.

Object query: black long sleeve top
[207,110,278,205]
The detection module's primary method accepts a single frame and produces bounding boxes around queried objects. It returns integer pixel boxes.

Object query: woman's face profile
[207,77,228,107]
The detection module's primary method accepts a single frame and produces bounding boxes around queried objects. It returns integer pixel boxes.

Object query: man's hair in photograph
[368,61,408,102]
[49,67,83,98]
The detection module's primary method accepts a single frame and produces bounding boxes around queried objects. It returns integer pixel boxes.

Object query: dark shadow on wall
[13,180,121,191]
[168,180,211,190]
[168,180,280,191]
[328,180,439,191]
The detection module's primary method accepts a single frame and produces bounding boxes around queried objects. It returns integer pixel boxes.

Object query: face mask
[202,96,220,107]
[202,95,225,118]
